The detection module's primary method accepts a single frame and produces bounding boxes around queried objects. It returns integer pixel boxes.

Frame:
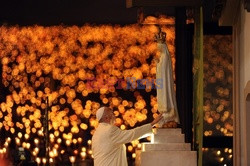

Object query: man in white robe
[92,107,162,166]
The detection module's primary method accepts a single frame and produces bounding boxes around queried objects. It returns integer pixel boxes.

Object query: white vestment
[92,123,152,166]
[156,43,180,126]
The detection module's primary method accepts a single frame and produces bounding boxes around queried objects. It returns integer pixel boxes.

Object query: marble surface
[136,150,197,166]
[136,128,197,166]
[152,134,185,143]
[142,142,191,151]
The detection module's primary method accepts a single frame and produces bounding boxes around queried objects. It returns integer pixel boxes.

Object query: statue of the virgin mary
[155,27,180,128]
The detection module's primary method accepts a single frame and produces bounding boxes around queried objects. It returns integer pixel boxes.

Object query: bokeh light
[0,16,175,163]
[203,35,233,136]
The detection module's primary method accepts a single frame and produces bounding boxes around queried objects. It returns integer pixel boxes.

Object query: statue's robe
[156,42,180,126]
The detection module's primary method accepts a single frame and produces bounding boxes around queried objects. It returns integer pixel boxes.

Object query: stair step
[153,128,182,135]
[142,142,191,151]
[152,134,185,143]
[136,150,197,166]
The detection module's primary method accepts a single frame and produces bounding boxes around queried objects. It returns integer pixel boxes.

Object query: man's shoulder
[93,124,120,141]
[96,123,118,131]
[106,124,120,131]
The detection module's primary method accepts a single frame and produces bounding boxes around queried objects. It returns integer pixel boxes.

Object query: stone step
[152,134,185,143]
[136,150,197,166]
[153,128,182,135]
[142,142,191,151]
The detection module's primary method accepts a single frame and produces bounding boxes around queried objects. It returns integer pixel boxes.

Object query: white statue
[155,28,180,128]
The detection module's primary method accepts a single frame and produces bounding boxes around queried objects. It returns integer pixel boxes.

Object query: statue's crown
[155,26,166,43]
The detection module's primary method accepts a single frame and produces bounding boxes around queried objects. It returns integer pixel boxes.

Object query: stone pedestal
[135,128,197,166]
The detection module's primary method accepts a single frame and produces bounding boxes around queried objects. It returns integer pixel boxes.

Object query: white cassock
[156,42,180,126]
[92,123,152,166]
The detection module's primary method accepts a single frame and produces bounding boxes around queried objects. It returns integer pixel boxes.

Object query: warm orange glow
[0,17,176,162]
[203,35,233,136]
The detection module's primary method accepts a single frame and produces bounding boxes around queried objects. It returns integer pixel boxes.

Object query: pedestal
[135,128,197,166]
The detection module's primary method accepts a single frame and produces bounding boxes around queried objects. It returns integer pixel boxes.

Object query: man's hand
[151,113,163,126]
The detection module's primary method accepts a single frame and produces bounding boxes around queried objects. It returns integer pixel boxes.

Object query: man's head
[96,107,115,124]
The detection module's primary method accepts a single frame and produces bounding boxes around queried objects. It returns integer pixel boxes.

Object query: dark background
[0,0,218,26]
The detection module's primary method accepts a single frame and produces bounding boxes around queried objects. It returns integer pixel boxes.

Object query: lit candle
[36,157,41,165]
[81,147,86,152]
[49,158,53,164]
[34,138,39,145]
[6,137,11,143]
[66,140,71,146]
[26,143,31,149]
[80,151,86,159]
[132,153,136,159]
[34,147,39,153]
[4,142,8,147]
[42,158,46,164]
[24,133,29,140]
[69,156,76,166]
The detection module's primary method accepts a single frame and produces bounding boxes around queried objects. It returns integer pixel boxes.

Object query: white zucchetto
[96,107,105,121]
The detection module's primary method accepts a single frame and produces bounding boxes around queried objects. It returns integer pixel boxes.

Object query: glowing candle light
[49,151,54,158]
[4,142,8,147]
[77,137,82,143]
[42,158,46,164]
[32,151,37,156]
[74,150,78,155]
[53,148,58,156]
[69,156,76,165]
[34,147,39,153]
[0,20,177,165]
[49,158,53,163]
[57,138,62,144]
[6,137,11,143]
[54,144,59,149]
[128,145,133,152]
[73,139,77,144]
[24,133,29,140]
[26,143,31,149]
[80,151,86,159]
[137,143,142,149]
[22,142,26,148]
[15,138,20,145]
[66,140,71,146]
[36,157,41,164]
[61,150,65,154]
[34,138,39,145]
[38,130,43,136]
[17,132,22,138]
[81,147,86,152]
[88,150,92,155]
[120,125,126,130]
[217,150,221,155]
[132,153,136,158]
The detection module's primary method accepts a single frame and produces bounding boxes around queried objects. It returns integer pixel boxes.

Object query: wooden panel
[126,0,201,8]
